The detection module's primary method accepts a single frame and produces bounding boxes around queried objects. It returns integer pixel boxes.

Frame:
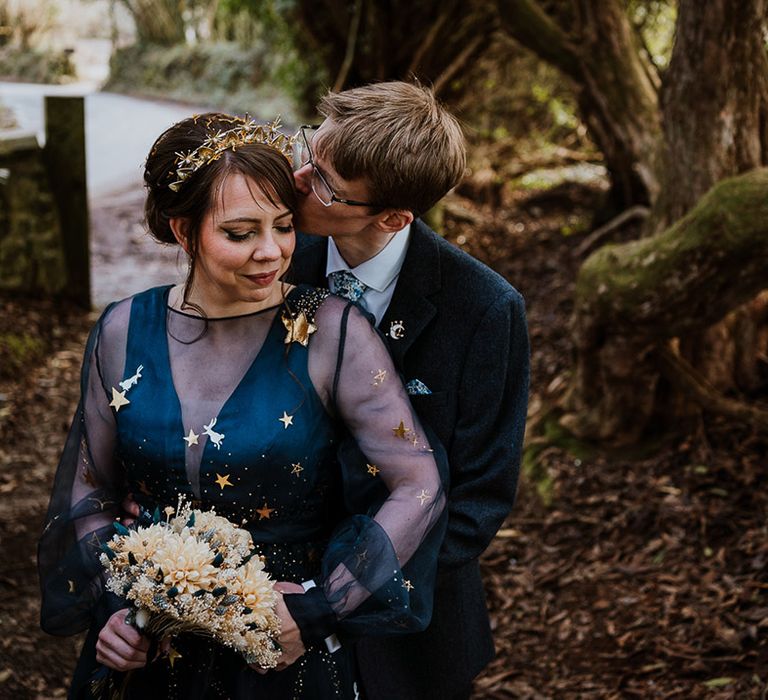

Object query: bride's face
[191,172,295,315]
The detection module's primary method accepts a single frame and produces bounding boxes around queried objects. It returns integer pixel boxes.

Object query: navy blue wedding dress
[38,284,447,699]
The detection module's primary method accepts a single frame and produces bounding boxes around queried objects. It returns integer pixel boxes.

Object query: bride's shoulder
[93,285,169,348]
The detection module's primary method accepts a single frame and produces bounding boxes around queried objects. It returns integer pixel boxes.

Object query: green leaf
[703,678,734,688]
[167,586,179,598]
[152,506,161,524]
[113,521,130,536]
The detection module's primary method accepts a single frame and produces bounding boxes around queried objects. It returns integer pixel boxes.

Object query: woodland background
[1,1,767,697]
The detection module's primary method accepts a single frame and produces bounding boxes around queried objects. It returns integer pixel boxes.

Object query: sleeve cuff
[283,586,337,646]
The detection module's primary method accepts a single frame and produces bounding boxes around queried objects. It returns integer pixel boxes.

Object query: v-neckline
[160,285,300,496]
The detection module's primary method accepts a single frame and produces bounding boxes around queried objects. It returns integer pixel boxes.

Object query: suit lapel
[289,225,442,370]
[288,234,328,288]
[379,221,441,368]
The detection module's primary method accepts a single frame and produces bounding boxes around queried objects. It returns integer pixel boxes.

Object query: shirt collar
[325,224,411,292]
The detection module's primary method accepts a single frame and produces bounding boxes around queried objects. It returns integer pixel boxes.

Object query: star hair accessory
[168,116,296,192]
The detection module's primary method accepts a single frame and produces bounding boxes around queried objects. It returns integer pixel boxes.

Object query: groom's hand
[120,492,141,527]
[251,582,306,673]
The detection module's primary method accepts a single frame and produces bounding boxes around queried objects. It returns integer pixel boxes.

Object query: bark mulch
[0,182,766,698]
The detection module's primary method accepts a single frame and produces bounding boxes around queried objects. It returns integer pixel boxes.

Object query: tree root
[655,344,768,431]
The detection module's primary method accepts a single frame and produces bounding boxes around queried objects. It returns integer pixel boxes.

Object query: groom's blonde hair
[316,81,466,215]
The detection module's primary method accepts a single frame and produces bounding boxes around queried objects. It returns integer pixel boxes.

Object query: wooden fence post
[44,95,90,308]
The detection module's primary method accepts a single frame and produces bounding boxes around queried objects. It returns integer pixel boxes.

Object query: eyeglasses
[295,125,384,208]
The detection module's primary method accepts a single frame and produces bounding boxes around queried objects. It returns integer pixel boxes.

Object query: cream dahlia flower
[153,530,217,594]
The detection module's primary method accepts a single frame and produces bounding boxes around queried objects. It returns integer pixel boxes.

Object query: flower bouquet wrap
[99,498,281,669]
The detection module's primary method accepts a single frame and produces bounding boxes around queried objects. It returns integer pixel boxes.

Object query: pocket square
[405,379,432,395]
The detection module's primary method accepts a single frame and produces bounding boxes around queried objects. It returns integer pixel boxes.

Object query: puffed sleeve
[285,296,448,644]
[38,300,131,636]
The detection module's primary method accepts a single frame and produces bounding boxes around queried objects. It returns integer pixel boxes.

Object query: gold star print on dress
[109,364,143,412]
[371,369,387,387]
[109,387,130,412]
[167,646,182,667]
[402,579,414,592]
[278,411,294,429]
[183,429,200,447]
[214,473,233,490]
[255,503,275,520]
[291,463,304,475]
[392,420,409,439]
[366,463,380,476]
[281,311,317,346]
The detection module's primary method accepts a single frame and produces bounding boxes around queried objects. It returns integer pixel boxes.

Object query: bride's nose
[252,232,281,261]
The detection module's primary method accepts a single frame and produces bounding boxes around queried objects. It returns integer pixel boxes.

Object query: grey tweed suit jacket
[290,219,530,699]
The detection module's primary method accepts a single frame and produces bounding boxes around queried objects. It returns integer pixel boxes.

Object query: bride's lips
[242,271,278,286]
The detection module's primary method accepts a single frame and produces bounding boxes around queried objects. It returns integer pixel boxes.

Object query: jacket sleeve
[438,289,529,569]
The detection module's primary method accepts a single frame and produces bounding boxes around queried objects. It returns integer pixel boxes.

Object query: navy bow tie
[328,270,368,302]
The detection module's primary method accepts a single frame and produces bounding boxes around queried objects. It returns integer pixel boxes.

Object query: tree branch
[332,0,363,91]
[433,32,486,95]
[496,0,580,80]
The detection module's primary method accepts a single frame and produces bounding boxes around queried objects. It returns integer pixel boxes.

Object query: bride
[38,112,447,699]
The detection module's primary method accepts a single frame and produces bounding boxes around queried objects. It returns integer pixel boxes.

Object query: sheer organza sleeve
[286,297,448,643]
[38,300,131,636]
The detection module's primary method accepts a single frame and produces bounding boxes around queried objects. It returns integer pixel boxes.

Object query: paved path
[0,81,206,197]
[0,81,212,305]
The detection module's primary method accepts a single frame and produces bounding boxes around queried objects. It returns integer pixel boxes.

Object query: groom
[285,81,529,699]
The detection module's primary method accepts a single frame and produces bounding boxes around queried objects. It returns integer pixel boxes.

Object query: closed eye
[222,229,254,242]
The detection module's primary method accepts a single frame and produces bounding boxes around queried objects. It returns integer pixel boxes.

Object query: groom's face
[293,120,379,239]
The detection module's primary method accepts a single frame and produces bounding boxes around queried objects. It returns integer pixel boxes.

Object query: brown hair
[143,112,297,309]
[316,81,466,216]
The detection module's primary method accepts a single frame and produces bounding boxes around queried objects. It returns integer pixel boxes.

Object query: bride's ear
[169,217,191,253]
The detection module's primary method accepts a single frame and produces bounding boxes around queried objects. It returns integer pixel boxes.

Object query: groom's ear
[169,217,191,253]
[374,209,414,233]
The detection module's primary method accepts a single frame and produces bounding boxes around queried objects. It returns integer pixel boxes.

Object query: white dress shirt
[325,225,411,325]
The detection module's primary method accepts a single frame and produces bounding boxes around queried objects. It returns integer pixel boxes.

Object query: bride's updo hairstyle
[143,112,298,308]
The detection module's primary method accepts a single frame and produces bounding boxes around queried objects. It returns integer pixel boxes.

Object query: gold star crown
[169,116,296,192]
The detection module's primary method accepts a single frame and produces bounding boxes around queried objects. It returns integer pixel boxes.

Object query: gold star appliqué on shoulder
[281,311,317,346]
[366,463,380,476]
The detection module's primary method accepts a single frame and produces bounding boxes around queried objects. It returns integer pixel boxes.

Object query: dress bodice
[117,286,339,558]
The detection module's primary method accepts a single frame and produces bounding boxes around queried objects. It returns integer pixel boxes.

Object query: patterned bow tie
[328,270,368,302]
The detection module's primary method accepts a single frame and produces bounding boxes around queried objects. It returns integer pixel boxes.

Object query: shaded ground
[1,182,767,698]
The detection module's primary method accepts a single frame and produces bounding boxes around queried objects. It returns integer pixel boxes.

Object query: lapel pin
[389,320,405,340]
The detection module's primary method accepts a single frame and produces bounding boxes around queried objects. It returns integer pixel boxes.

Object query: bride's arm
[281,296,448,647]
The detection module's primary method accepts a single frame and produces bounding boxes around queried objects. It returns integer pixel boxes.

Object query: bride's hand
[96,609,151,671]
[249,582,306,674]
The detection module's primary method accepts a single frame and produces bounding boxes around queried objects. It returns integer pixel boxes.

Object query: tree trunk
[497,0,663,215]
[500,0,768,442]
[653,0,768,230]
[562,169,768,442]
[120,0,185,46]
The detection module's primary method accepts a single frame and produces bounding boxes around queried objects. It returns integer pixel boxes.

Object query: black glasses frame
[299,125,385,209]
